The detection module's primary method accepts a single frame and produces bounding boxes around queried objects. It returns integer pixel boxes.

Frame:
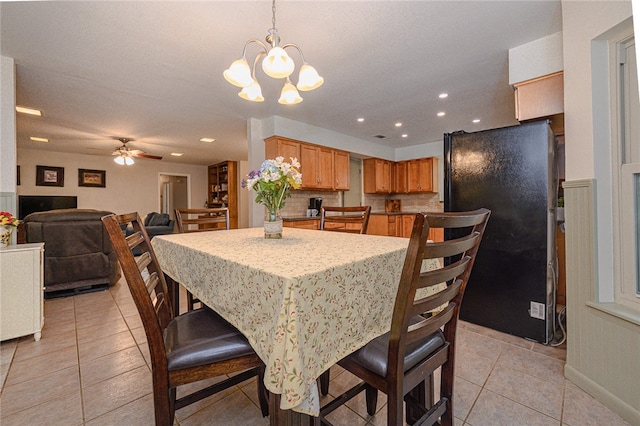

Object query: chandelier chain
[271,0,276,31]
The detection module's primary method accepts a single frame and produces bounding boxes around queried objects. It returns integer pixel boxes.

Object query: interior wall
[17,148,207,217]
[561,1,639,424]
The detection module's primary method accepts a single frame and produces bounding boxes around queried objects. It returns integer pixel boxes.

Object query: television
[18,195,78,220]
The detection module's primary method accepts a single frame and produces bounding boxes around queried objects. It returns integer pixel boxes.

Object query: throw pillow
[147,213,170,227]
[144,212,159,226]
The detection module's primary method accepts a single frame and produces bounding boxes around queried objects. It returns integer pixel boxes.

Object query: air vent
[372,134,387,139]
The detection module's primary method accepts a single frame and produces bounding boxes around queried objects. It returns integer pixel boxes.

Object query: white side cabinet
[0,243,44,342]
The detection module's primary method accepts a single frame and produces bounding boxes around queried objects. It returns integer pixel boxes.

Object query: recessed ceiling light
[401,134,408,138]
[437,112,445,117]
[171,152,184,157]
[357,118,365,122]
[395,122,402,127]
[29,136,49,142]
[199,138,215,143]
[439,93,448,99]
[16,106,42,116]
[472,119,481,123]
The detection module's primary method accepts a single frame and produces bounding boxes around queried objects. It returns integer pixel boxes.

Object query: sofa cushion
[145,212,171,227]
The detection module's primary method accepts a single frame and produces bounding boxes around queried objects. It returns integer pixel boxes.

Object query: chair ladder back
[411,278,462,318]
[424,232,480,259]
[102,213,174,331]
[405,303,457,346]
[176,208,230,233]
[417,256,470,290]
[320,205,371,234]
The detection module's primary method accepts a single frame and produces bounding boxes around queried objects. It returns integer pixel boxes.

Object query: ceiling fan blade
[135,153,163,160]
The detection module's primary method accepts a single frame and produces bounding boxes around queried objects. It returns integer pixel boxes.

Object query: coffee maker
[308,197,322,216]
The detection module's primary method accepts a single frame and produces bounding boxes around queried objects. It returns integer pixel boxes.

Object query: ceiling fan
[112,137,162,165]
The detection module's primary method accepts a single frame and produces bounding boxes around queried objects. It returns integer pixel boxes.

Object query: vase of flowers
[0,211,20,247]
[242,157,302,239]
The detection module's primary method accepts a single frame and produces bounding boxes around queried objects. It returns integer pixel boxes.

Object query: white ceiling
[1,1,562,166]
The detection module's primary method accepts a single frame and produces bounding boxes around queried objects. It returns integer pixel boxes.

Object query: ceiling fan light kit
[223,0,323,105]
[112,137,161,165]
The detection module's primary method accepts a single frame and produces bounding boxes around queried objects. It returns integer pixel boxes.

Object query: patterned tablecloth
[151,227,441,416]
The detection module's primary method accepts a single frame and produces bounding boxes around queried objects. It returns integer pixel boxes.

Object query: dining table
[151,226,443,425]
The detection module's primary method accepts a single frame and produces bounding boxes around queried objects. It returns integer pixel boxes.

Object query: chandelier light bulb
[114,156,125,165]
[262,46,295,79]
[223,58,253,87]
[278,78,302,105]
[125,156,135,165]
[296,64,324,91]
[239,79,265,102]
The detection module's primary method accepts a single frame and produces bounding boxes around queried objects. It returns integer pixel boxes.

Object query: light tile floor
[0,278,633,426]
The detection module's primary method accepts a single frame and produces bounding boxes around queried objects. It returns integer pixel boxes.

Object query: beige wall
[17,148,207,217]
[562,1,640,424]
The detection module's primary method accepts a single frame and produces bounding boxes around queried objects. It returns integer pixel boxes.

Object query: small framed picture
[78,169,106,188]
[36,165,64,187]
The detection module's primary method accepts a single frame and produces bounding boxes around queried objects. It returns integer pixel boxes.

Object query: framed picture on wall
[36,165,64,187]
[78,169,106,188]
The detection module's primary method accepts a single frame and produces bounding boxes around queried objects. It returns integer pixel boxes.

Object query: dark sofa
[23,208,121,297]
[137,212,175,238]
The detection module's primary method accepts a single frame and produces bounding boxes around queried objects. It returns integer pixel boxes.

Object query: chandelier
[223,0,324,104]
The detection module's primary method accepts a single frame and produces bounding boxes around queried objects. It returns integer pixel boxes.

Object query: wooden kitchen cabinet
[408,157,436,192]
[300,144,334,190]
[394,161,408,193]
[284,219,320,230]
[265,136,349,191]
[333,150,350,190]
[368,213,443,241]
[514,71,563,122]
[363,158,392,193]
[265,136,301,162]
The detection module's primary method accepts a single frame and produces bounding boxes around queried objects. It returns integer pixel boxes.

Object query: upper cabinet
[513,71,564,133]
[363,158,392,194]
[265,136,300,162]
[407,157,438,193]
[264,136,350,191]
[365,157,438,194]
[394,161,408,194]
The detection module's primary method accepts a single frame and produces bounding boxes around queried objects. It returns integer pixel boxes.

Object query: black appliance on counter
[309,197,322,214]
[444,120,558,343]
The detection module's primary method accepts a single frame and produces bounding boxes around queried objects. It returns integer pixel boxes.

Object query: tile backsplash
[279,190,443,217]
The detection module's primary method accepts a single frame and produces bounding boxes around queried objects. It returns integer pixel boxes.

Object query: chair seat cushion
[164,308,256,371]
[344,316,445,377]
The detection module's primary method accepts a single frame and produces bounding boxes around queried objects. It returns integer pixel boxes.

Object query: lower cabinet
[284,219,320,230]
[0,243,44,342]
[368,214,443,241]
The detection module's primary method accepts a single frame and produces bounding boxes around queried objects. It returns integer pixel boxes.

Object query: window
[614,34,640,307]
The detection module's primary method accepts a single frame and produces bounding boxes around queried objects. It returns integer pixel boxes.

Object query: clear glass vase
[264,209,283,239]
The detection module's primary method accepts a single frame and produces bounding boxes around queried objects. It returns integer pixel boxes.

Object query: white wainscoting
[563,179,640,424]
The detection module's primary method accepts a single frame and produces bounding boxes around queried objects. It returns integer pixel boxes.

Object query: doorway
[158,173,190,221]
[343,158,363,207]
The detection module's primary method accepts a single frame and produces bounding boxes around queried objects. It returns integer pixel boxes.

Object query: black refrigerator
[444,120,557,343]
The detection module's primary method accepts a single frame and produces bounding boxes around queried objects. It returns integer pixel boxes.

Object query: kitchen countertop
[283,216,321,222]
[284,212,422,221]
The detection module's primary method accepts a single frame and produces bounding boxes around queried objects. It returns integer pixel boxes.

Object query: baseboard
[564,364,640,425]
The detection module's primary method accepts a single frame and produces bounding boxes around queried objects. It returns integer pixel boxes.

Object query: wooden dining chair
[175,207,230,310]
[319,208,490,426]
[319,205,371,234]
[101,212,268,425]
[317,205,371,394]
[175,207,230,233]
